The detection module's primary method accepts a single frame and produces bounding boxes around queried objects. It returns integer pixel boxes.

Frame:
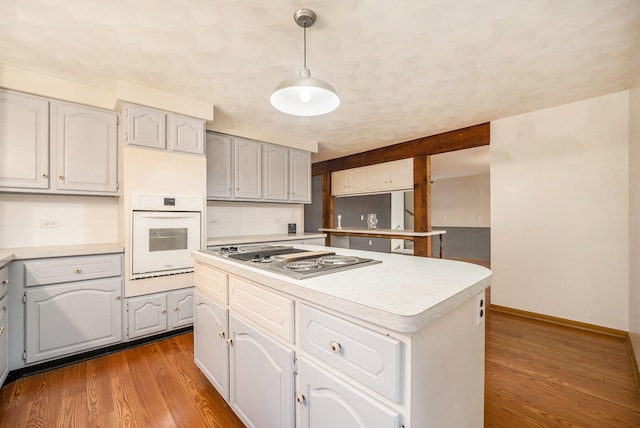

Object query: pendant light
[270,8,340,116]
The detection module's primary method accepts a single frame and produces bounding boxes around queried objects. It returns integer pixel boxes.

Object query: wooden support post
[321,172,334,246]
[413,155,432,257]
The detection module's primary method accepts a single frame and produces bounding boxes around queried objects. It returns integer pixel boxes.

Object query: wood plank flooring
[1,308,639,427]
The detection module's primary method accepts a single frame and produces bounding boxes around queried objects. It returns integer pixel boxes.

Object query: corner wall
[491,91,629,330]
[629,86,640,364]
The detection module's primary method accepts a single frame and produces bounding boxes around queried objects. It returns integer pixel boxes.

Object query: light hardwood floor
[1,308,639,427]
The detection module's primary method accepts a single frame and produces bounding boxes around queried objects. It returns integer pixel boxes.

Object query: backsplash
[0,194,119,248]
[206,201,304,238]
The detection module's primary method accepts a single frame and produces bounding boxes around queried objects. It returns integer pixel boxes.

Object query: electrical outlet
[40,218,59,229]
[476,291,485,326]
[361,214,364,221]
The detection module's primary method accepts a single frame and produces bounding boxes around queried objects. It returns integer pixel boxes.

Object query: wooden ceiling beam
[311,122,490,175]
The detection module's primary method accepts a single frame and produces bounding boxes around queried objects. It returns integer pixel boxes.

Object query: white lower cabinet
[229,313,295,428]
[194,290,229,400]
[127,288,194,339]
[25,277,123,363]
[298,358,401,428]
[0,294,8,386]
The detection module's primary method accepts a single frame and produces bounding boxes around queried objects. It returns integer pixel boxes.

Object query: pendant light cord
[303,25,307,70]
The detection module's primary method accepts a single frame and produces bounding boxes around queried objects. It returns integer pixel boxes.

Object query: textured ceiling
[1,0,639,164]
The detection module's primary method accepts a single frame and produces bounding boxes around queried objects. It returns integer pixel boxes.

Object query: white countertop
[192,244,491,333]
[319,228,446,237]
[0,242,124,267]
[207,233,326,247]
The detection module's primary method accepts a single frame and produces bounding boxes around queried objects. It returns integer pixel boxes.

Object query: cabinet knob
[115,295,121,300]
[74,268,82,273]
[42,173,48,178]
[226,338,233,346]
[218,331,225,338]
[296,394,306,404]
[162,309,166,314]
[59,175,65,180]
[2,279,8,286]
[174,307,179,312]
[330,341,342,353]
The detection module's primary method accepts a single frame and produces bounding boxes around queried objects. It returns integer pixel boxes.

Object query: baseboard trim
[489,304,626,337]
[489,304,640,388]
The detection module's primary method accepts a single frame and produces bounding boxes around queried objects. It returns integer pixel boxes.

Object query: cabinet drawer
[0,265,8,299]
[24,254,122,286]
[299,304,402,402]
[229,277,294,343]
[195,262,228,304]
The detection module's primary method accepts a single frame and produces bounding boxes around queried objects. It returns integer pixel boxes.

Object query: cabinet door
[51,102,118,193]
[298,358,401,428]
[127,293,167,339]
[124,104,166,149]
[387,159,413,190]
[25,278,123,363]
[206,132,233,199]
[168,114,205,155]
[233,138,262,199]
[0,90,49,189]
[366,163,389,192]
[0,295,8,386]
[229,313,294,428]
[194,290,229,401]
[171,288,194,328]
[263,144,288,201]
[331,170,348,196]
[348,168,368,193]
[289,149,311,202]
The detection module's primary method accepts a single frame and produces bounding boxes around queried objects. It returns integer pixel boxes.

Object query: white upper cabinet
[0,89,118,195]
[206,132,313,203]
[124,103,205,155]
[206,133,233,199]
[289,149,311,203]
[0,90,49,189]
[263,144,289,201]
[332,168,367,196]
[333,159,413,196]
[233,137,262,199]
[168,114,205,155]
[124,104,166,149]
[51,101,118,193]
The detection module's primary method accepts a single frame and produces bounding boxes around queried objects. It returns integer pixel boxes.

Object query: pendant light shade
[270,9,340,116]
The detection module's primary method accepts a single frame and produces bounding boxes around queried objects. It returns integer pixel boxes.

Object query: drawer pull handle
[330,341,342,353]
[0,326,4,336]
[218,331,225,338]
[226,338,233,346]
[74,268,81,273]
[296,394,306,404]
[2,279,8,286]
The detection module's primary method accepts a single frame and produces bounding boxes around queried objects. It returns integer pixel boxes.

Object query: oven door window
[149,228,188,252]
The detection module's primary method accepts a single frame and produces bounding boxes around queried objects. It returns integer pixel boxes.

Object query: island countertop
[192,244,491,333]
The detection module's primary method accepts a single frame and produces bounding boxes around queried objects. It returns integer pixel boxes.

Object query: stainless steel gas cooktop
[202,246,381,280]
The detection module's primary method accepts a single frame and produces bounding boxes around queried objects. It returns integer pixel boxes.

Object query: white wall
[629,87,640,363]
[206,201,304,239]
[491,91,629,330]
[0,193,119,248]
[431,174,490,227]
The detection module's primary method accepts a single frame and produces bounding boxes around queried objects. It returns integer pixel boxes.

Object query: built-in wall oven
[131,193,203,279]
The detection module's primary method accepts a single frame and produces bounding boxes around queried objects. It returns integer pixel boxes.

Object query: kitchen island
[192,245,491,428]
